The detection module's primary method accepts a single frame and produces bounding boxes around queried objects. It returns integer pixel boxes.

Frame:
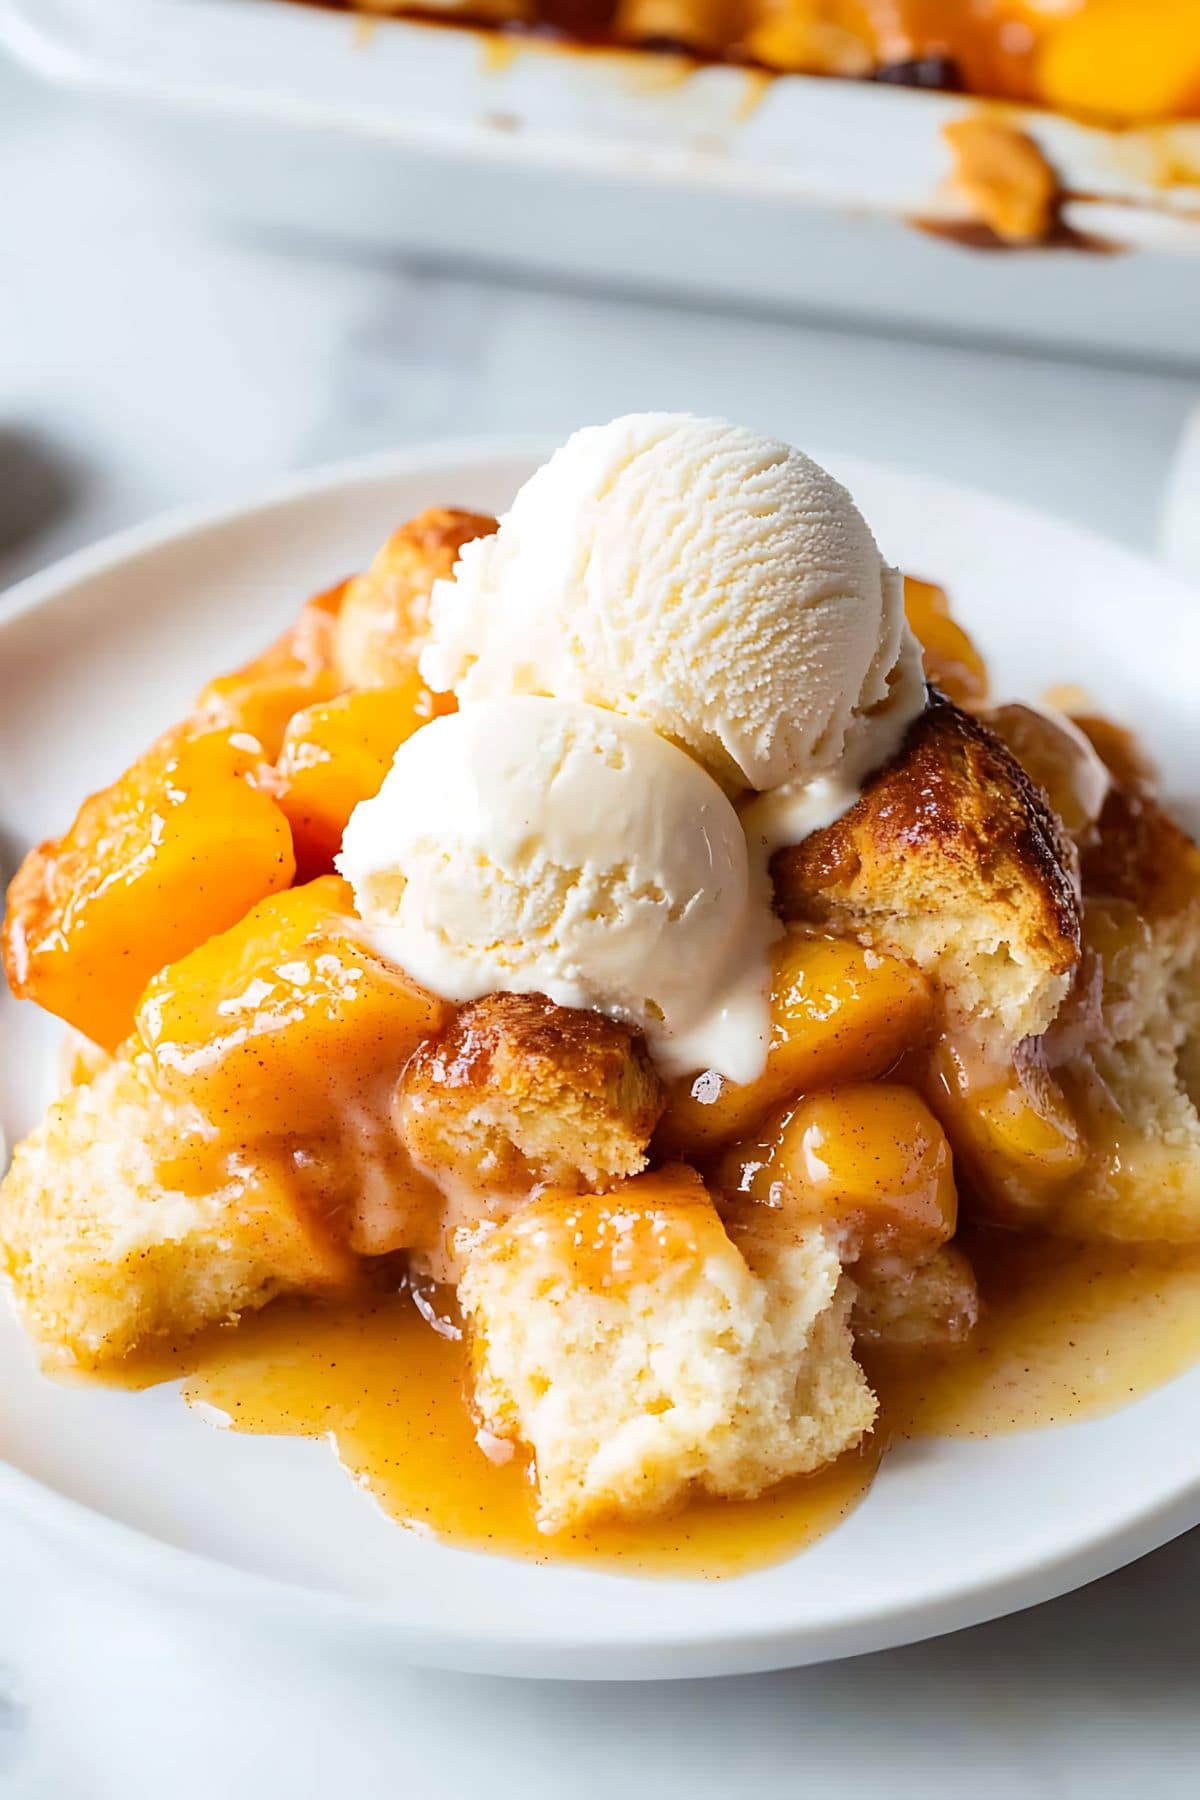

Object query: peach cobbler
[3,414,1200,1563]
[328,1,1200,125]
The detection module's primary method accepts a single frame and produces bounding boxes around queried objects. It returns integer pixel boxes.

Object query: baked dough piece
[399,992,665,1284]
[772,692,1081,1046]
[0,1055,356,1368]
[852,1246,980,1351]
[1047,780,1200,1241]
[460,1166,875,1532]
[397,991,664,1194]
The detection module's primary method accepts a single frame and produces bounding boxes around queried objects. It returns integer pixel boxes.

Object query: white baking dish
[5,0,1200,363]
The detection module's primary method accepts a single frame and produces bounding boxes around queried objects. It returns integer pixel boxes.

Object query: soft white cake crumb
[458,1168,876,1532]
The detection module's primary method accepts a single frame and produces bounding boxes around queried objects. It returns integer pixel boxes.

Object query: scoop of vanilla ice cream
[421,413,925,810]
[337,697,775,1081]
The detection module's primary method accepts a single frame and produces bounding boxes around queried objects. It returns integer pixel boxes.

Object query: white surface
[5,0,1200,363]
[1162,402,1200,585]
[2,42,1200,1800]
[5,444,1200,1683]
[6,1505,1200,1800]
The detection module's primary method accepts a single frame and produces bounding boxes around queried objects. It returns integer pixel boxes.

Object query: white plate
[2,442,1200,1682]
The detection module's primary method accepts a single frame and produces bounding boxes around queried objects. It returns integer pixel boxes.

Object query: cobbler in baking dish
[4,415,1200,1571]
[326,1,1200,124]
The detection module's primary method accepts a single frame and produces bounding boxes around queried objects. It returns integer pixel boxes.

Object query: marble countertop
[3,47,1200,1800]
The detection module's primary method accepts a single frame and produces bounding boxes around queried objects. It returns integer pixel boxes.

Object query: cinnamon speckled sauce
[105,1230,1200,1579]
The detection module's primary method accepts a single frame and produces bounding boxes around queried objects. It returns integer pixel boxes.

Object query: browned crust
[334,506,497,687]
[772,691,1081,978]
[410,990,657,1100]
[397,992,665,1187]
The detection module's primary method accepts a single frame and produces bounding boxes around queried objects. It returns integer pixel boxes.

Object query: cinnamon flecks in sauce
[871,1230,1200,1439]
[117,1287,879,1577]
[108,1232,1200,1578]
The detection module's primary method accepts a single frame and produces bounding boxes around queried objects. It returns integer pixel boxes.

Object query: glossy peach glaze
[929,1038,1086,1230]
[120,1285,882,1578]
[875,1228,1200,1439]
[657,933,934,1157]
[903,575,988,710]
[134,875,449,1253]
[2,727,295,1051]
[506,1166,723,1294]
[276,676,454,879]
[717,1085,957,1260]
[108,1226,1200,1577]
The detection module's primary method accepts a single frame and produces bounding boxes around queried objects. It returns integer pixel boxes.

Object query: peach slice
[1037,0,1200,125]
[657,934,934,1158]
[134,875,449,1139]
[716,1084,957,1260]
[903,576,989,710]
[3,729,295,1052]
[930,1040,1086,1227]
[275,677,451,879]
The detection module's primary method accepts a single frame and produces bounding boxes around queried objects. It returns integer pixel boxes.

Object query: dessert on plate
[3,413,1199,1558]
